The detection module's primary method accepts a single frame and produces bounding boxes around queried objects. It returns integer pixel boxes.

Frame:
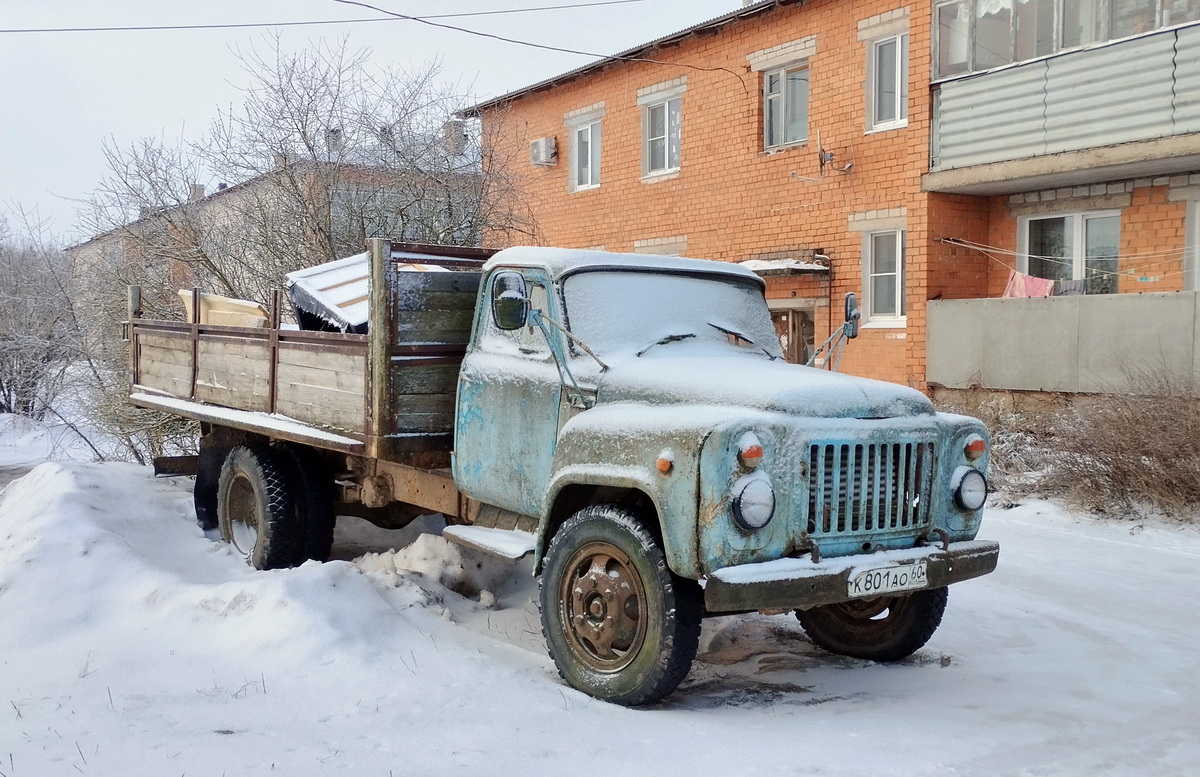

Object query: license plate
[847,561,928,598]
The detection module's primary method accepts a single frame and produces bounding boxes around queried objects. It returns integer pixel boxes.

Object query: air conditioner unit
[530,137,557,166]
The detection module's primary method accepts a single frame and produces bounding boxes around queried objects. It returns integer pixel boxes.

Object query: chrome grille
[806,441,935,536]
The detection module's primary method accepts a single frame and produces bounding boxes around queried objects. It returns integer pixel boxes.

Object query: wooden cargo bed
[128,240,494,465]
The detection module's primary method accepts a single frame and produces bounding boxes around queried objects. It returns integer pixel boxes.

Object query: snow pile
[355,532,514,599]
[2,457,1199,775]
[0,413,51,464]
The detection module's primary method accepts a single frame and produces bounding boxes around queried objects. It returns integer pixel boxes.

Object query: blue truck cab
[452,247,999,705]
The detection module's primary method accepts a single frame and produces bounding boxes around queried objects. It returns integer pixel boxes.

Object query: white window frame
[763,63,810,150]
[642,97,681,176]
[637,81,686,179]
[1186,199,1200,291]
[571,119,601,191]
[1018,209,1121,293]
[867,32,909,131]
[863,229,907,325]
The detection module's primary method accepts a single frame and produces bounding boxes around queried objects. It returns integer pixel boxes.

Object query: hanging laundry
[1055,278,1086,296]
[1003,269,1055,298]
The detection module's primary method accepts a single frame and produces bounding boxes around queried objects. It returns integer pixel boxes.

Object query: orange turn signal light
[738,442,764,469]
[964,435,987,460]
[656,456,673,474]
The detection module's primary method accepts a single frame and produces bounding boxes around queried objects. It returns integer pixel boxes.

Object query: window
[1020,211,1120,294]
[764,65,809,149]
[644,97,681,175]
[869,34,909,130]
[936,0,1197,79]
[866,229,906,320]
[571,120,601,190]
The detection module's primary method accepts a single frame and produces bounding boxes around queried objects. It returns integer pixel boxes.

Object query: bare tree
[68,35,536,462]
[79,35,537,308]
[0,213,74,419]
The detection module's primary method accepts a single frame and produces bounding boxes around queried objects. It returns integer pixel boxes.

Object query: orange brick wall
[483,0,937,387]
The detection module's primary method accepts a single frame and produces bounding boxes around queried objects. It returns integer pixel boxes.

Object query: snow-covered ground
[1,417,1197,776]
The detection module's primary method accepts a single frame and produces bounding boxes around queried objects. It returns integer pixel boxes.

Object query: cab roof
[483,246,765,288]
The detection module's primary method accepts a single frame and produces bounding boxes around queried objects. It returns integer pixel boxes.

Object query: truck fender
[538,464,700,578]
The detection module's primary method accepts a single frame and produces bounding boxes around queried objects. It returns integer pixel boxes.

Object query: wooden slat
[276,345,366,374]
[139,333,192,352]
[277,362,365,394]
[394,309,474,343]
[394,290,479,312]
[275,389,366,434]
[197,338,272,361]
[392,270,482,296]
[137,373,192,397]
[196,381,271,412]
[138,358,193,384]
[139,343,194,368]
[390,363,460,395]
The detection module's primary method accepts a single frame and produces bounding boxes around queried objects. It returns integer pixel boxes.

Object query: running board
[443,525,536,561]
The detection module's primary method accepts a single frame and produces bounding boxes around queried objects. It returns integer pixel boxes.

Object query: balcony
[925,25,1200,195]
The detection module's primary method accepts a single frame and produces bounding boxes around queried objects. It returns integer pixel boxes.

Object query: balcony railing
[927,291,1200,392]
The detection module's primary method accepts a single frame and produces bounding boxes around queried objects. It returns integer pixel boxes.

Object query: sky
[0,0,744,243]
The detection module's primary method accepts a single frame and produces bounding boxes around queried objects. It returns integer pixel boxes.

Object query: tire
[217,445,299,570]
[796,587,949,662]
[194,439,227,531]
[539,505,702,706]
[272,442,336,564]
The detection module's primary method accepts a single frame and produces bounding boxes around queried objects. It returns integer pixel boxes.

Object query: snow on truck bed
[1,456,1198,775]
[285,251,450,331]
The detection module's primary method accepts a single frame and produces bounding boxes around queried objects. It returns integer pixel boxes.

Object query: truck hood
[595,354,934,419]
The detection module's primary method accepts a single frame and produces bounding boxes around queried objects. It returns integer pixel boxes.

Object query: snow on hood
[596,352,933,419]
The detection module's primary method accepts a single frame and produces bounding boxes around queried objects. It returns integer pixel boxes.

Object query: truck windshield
[561,270,783,360]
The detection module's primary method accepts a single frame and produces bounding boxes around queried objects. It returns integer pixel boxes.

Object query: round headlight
[732,474,775,531]
[952,466,988,511]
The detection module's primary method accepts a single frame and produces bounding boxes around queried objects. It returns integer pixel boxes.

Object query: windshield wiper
[636,332,695,357]
[708,322,778,360]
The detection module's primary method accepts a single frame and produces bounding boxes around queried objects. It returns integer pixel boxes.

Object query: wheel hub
[560,542,648,671]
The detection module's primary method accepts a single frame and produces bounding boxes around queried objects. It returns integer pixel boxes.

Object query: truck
[126,239,999,706]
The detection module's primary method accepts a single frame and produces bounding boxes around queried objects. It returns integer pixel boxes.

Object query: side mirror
[491,271,530,330]
[843,292,861,339]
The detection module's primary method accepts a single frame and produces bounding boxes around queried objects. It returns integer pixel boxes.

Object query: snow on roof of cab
[484,247,765,287]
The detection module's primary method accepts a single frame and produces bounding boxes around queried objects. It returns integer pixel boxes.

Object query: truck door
[454,270,562,517]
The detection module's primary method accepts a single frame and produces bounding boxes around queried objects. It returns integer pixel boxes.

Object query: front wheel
[796,587,948,662]
[539,505,702,706]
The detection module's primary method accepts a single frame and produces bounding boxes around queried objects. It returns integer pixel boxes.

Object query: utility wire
[0,0,654,34]
[332,0,751,87]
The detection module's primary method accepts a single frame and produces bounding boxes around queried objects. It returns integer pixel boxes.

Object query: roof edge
[460,0,799,117]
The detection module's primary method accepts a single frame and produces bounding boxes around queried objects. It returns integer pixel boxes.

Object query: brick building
[469,0,1200,393]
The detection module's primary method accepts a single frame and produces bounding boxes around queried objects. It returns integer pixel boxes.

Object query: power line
[332,0,749,85]
[0,0,655,34]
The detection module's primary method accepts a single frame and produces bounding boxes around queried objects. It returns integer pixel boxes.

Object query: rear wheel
[217,445,298,570]
[272,442,336,564]
[539,505,702,706]
[796,587,949,662]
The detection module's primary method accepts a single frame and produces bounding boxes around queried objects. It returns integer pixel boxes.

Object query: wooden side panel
[136,333,193,397]
[381,269,480,453]
[194,338,272,411]
[391,270,481,346]
[273,383,366,434]
[274,348,367,434]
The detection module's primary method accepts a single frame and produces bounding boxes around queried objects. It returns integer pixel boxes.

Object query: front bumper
[703,540,1000,613]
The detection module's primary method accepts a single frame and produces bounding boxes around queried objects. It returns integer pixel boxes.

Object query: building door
[771,309,815,364]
